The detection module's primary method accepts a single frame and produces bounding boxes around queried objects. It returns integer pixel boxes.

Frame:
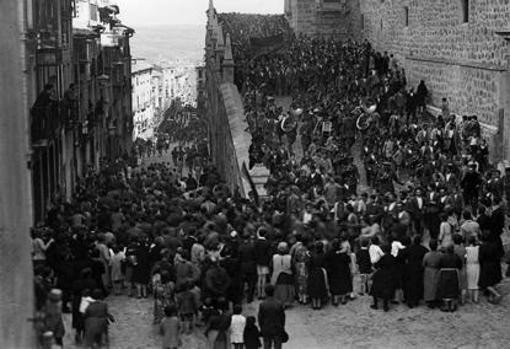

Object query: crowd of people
[31,13,510,349]
[223,11,510,318]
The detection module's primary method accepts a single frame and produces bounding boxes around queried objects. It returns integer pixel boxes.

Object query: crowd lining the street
[31,13,510,349]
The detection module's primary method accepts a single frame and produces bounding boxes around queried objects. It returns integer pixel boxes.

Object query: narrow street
[64,296,208,349]
[62,276,510,348]
[64,136,510,348]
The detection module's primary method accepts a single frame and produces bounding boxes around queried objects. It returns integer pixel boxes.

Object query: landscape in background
[131,25,205,65]
[130,24,205,140]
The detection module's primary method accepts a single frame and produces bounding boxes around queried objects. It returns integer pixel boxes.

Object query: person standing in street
[258,285,287,349]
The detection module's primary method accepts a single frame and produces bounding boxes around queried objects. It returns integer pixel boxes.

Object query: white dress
[465,246,480,290]
[230,314,246,344]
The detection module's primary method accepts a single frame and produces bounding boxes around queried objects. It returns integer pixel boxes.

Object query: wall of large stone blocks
[360,0,510,67]
[286,0,315,36]
[286,0,354,39]
[358,0,510,161]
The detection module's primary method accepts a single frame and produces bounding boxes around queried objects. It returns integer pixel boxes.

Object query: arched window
[404,6,409,27]
[461,0,469,23]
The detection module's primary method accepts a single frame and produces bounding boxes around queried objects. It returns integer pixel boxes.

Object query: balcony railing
[30,103,62,146]
[31,101,79,146]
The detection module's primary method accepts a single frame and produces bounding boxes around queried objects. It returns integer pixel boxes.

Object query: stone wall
[204,2,252,197]
[285,0,354,39]
[358,0,510,162]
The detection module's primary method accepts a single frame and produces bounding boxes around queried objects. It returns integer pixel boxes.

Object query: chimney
[222,33,234,83]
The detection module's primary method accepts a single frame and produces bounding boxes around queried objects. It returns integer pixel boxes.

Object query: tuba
[281,114,297,133]
[356,104,377,131]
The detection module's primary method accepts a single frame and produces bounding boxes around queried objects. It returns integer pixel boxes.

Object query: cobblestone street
[62,274,510,349]
[64,295,208,349]
[290,275,510,349]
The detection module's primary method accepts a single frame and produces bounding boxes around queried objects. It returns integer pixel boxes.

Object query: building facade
[131,62,198,140]
[1,1,37,346]
[132,65,154,139]
[28,0,134,222]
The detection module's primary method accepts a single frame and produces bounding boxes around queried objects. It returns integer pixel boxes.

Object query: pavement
[63,275,510,349]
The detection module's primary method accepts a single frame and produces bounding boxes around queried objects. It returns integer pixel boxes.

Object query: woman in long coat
[478,232,503,304]
[132,240,151,298]
[370,245,395,312]
[307,241,328,310]
[403,235,428,308]
[271,242,295,307]
[325,239,352,305]
[422,239,442,308]
[436,245,462,311]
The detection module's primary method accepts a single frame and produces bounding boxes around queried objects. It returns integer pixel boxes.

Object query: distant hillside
[130,24,205,66]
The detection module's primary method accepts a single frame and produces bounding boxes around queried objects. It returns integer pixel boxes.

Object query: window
[380,19,383,31]
[361,14,365,30]
[461,0,469,23]
[404,6,409,27]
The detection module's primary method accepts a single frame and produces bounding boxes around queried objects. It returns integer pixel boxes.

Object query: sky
[118,0,284,26]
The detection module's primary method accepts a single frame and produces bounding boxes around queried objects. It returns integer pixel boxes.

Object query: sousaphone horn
[356,104,377,131]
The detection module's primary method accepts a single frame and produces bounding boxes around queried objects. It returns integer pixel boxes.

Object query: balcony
[30,96,87,146]
[30,104,63,147]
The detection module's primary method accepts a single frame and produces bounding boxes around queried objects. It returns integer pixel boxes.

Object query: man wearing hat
[407,188,426,235]
[461,162,482,210]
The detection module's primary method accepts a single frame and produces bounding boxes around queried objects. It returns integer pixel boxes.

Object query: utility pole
[0,0,36,347]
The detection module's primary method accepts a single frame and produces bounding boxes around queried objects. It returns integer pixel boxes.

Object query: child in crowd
[230,304,246,349]
[243,316,261,349]
[176,281,198,334]
[160,305,180,349]
[110,245,125,296]
[356,238,372,295]
[465,236,480,303]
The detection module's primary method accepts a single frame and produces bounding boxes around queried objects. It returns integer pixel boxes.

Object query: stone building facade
[286,0,510,162]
